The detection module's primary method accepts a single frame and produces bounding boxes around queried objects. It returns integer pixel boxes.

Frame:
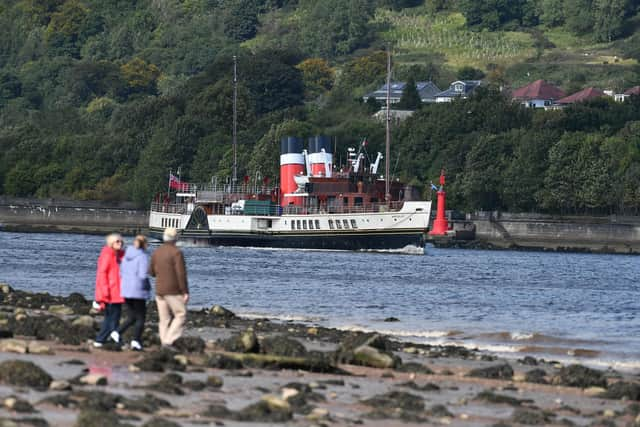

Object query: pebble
[460,414,469,420]
[174,355,188,366]
[261,395,291,411]
[307,407,329,421]
[584,386,607,396]
[281,387,299,400]
[71,315,95,328]
[0,339,28,354]
[79,373,108,386]
[49,380,72,391]
[307,327,319,335]
[28,342,53,355]
[48,305,74,316]
[207,375,223,388]
[513,373,526,382]
[603,409,615,418]
[403,347,419,354]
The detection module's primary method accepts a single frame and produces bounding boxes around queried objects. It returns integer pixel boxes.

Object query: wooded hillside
[1,0,640,214]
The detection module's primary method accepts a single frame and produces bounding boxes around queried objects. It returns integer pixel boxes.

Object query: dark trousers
[118,298,147,343]
[95,303,122,343]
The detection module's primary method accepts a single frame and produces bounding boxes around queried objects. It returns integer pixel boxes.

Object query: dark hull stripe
[148,228,425,251]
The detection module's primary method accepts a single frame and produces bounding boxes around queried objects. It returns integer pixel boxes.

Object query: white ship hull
[149,201,431,252]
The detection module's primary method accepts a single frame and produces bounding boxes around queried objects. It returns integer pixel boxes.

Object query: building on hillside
[614,86,640,102]
[363,81,441,106]
[557,87,606,105]
[434,80,482,103]
[511,79,565,108]
[625,86,640,96]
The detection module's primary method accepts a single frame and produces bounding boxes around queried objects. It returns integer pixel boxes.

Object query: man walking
[149,227,189,346]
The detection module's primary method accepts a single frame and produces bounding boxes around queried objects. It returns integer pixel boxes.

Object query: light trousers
[155,294,186,346]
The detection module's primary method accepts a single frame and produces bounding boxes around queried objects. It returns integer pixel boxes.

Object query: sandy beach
[0,283,637,427]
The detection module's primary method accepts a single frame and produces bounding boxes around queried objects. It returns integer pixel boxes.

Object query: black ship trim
[149,227,425,251]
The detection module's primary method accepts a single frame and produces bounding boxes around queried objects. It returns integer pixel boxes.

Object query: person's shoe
[92,341,103,348]
[110,331,120,344]
[130,340,142,351]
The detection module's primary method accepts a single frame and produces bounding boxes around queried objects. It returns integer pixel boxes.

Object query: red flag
[169,173,189,191]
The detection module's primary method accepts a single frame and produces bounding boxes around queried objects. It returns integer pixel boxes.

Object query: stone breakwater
[0,197,147,235]
[0,284,638,426]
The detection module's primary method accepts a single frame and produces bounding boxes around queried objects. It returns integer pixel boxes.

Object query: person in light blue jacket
[115,235,151,351]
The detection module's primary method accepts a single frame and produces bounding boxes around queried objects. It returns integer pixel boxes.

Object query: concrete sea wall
[469,212,640,254]
[0,197,148,235]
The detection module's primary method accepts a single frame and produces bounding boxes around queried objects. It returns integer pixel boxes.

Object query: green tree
[457,66,485,81]
[593,0,628,42]
[540,0,565,26]
[501,129,557,212]
[459,133,511,210]
[296,58,335,99]
[563,0,594,35]
[299,0,374,57]
[396,76,422,110]
[223,0,260,42]
[0,71,22,103]
[120,57,161,94]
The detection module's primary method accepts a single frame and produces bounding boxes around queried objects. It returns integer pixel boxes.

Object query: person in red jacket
[93,233,125,347]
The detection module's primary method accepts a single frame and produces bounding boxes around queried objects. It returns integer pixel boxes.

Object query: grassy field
[376,8,639,90]
[376,11,536,69]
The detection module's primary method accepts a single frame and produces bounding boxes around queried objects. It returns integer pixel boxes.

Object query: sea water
[1,231,638,371]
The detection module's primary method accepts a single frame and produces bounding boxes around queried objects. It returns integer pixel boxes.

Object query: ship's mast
[385,48,391,204]
[232,55,238,187]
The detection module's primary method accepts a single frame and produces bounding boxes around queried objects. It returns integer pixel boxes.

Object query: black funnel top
[280,137,303,155]
[308,135,332,154]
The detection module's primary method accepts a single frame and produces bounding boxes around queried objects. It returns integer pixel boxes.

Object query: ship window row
[328,219,358,230]
[289,219,325,230]
[161,218,179,228]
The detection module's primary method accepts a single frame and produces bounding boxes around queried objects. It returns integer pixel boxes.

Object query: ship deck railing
[151,203,187,214]
[174,183,278,197]
[151,201,408,216]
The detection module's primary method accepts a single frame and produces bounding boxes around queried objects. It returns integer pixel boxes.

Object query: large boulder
[210,305,236,319]
[0,360,52,390]
[134,348,186,372]
[353,345,396,369]
[601,381,640,400]
[172,336,205,353]
[335,333,400,369]
[260,336,307,358]
[551,364,607,388]
[222,329,259,353]
[233,395,293,423]
[467,364,514,380]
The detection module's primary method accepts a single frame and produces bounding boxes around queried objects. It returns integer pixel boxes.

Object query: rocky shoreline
[0,285,637,426]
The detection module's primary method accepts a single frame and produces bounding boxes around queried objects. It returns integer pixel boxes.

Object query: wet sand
[0,284,638,427]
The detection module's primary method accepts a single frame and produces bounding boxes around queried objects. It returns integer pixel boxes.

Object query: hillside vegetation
[1,0,640,215]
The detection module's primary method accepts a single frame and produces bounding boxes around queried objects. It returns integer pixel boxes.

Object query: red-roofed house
[557,87,606,105]
[625,86,640,96]
[511,79,566,108]
[611,86,640,102]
